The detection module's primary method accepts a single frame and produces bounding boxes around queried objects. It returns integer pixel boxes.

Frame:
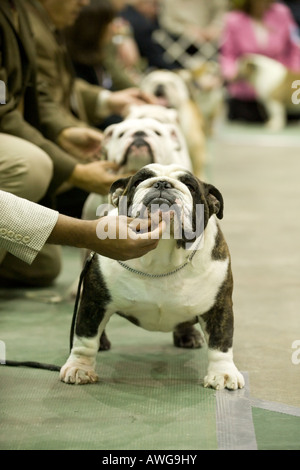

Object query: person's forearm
[47,213,165,261]
[47,214,95,249]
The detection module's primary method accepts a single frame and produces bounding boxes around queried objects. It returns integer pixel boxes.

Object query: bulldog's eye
[154,130,162,136]
[119,132,125,138]
[132,179,143,188]
[185,183,196,193]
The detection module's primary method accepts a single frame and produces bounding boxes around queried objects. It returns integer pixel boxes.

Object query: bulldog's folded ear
[101,124,118,159]
[167,124,183,151]
[110,177,131,207]
[204,183,224,219]
[103,123,117,140]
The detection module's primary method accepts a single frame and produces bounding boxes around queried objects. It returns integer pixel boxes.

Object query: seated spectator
[65,0,142,96]
[119,0,178,69]
[0,0,120,204]
[158,0,229,63]
[25,0,157,216]
[26,0,154,137]
[109,0,145,81]
[220,0,300,122]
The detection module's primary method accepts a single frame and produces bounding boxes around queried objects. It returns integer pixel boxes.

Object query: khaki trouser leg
[0,245,62,287]
[0,134,61,285]
[0,134,53,200]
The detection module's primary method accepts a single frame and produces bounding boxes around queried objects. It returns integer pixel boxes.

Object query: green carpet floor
[0,346,217,450]
[252,408,300,451]
[1,247,299,450]
[0,251,217,450]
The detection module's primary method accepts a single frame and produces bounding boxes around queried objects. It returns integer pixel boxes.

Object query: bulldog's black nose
[155,84,165,97]
[133,130,147,138]
[153,180,173,190]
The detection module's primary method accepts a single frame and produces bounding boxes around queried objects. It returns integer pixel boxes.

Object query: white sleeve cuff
[0,191,59,265]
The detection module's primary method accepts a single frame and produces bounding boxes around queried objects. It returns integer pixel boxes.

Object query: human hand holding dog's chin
[93,215,167,260]
[69,160,121,195]
[58,127,103,161]
[107,88,159,116]
[47,214,166,260]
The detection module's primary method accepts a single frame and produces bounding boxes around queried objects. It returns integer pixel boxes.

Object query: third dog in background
[140,70,206,178]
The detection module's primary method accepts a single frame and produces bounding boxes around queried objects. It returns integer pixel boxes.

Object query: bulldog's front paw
[204,349,245,390]
[60,361,99,385]
[204,367,245,391]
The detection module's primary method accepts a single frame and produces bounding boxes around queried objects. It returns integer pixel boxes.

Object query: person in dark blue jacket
[119,0,179,69]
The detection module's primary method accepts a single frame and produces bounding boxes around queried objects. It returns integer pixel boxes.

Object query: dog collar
[117,239,201,278]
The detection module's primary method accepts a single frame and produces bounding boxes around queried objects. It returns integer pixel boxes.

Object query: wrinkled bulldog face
[140,71,190,109]
[110,164,224,248]
[102,118,187,173]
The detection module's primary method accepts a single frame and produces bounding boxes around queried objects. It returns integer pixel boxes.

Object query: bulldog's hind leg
[99,329,111,351]
[60,257,112,385]
[173,321,205,349]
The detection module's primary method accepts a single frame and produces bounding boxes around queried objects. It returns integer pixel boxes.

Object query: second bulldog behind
[81,116,193,220]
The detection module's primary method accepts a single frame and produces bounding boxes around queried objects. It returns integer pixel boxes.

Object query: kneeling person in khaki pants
[0,134,61,287]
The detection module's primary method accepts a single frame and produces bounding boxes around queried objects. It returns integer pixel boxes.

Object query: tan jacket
[159,0,229,38]
[25,0,104,141]
[0,0,76,196]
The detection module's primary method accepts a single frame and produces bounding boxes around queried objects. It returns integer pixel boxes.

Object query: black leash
[4,360,61,372]
[2,252,95,372]
[69,251,95,351]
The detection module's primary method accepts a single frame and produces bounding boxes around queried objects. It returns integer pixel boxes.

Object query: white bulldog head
[110,163,224,248]
[140,70,190,109]
[102,118,191,173]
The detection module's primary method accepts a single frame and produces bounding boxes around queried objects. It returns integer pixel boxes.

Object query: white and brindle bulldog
[81,117,192,221]
[240,53,300,131]
[101,117,192,173]
[61,163,245,391]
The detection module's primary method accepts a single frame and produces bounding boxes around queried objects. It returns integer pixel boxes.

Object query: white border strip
[250,398,300,417]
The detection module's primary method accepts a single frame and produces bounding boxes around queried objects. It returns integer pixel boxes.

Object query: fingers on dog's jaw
[129,213,165,236]
[132,218,151,233]
[138,220,166,240]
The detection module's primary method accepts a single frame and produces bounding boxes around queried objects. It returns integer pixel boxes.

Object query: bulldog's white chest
[107,262,228,332]
[98,221,229,332]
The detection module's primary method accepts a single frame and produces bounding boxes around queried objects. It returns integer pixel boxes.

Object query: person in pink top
[220,0,300,122]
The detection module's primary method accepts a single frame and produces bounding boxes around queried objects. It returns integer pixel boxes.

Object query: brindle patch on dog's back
[211,224,230,261]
